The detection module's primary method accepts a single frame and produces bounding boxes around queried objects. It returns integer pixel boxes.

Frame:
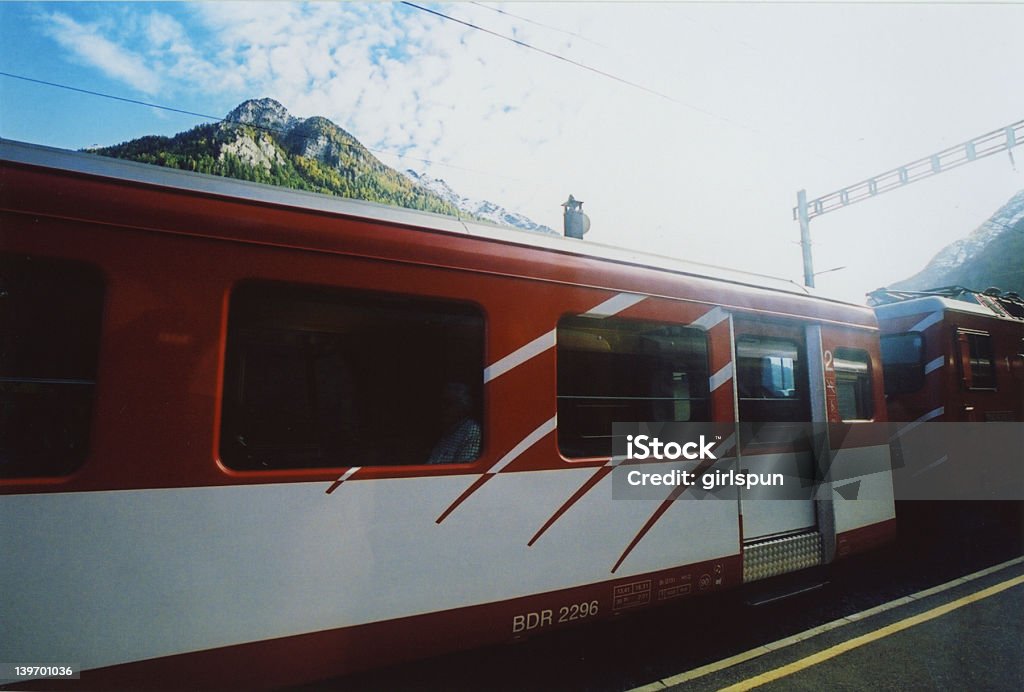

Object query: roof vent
[562,195,590,239]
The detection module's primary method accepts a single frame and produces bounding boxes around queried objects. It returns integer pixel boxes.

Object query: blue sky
[2,2,1023,303]
[0,3,420,147]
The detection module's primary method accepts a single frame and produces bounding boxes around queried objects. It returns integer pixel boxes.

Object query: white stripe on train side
[483,292,646,383]
[483,330,556,383]
[1,469,745,673]
[909,311,944,333]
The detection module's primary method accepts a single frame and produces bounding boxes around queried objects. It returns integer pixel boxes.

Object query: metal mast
[795,119,1023,287]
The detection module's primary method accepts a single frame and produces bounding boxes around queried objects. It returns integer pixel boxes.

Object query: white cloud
[42,12,160,94]
[32,2,1024,302]
[146,11,184,48]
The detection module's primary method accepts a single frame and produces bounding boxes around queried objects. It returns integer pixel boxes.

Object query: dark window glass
[959,330,996,390]
[736,337,809,422]
[220,282,484,470]
[557,316,710,458]
[1,254,104,478]
[834,348,874,421]
[880,333,925,395]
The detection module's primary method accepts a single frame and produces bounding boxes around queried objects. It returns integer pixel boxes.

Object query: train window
[220,282,484,470]
[880,333,924,394]
[557,316,710,458]
[957,330,996,390]
[834,348,874,421]
[0,254,104,478]
[736,337,809,422]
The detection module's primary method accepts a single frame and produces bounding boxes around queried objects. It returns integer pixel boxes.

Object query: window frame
[735,335,811,423]
[0,253,105,479]
[555,314,712,460]
[956,328,997,391]
[218,280,486,472]
[833,346,875,422]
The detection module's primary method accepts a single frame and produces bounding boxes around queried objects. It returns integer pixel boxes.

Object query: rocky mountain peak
[92,98,555,235]
[888,188,1024,295]
[225,98,300,134]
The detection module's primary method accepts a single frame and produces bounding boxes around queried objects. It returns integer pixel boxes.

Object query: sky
[1,1,1022,304]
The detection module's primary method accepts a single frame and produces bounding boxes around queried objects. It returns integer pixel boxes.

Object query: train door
[734,318,824,581]
[954,327,999,422]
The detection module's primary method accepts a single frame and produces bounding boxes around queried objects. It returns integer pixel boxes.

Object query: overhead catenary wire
[400,2,841,165]
[5,5,846,169]
[401,2,747,128]
[0,70,533,183]
[0,71,221,123]
[468,2,610,49]
[9,1,854,180]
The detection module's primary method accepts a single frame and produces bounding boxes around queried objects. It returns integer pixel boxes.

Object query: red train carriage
[1,140,895,689]
[871,287,1024,523]
[871,287,1024,423]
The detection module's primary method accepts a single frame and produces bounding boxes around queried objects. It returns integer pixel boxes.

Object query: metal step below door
[743,530,822,583]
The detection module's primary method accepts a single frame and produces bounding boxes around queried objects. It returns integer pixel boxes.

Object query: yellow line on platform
[630,556,1024,692]
[719,572,1024,691]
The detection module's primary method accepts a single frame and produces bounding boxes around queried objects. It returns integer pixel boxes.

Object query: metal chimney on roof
[562,195,590,239]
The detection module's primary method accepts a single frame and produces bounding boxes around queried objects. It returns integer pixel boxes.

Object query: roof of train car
[2,137,862,310]
[873,295,1024,324]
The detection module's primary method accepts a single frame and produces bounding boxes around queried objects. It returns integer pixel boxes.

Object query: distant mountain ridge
[403,169,555,234]
[886,189,1024,296]
[87,98,553,233]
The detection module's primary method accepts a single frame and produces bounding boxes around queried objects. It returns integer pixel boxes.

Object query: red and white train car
[872,288,1024,513]
[872,288,1024,423]
[1,140,895,688]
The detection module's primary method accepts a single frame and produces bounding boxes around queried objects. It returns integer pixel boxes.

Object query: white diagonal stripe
[488,416,558,474]
[483,293,648,383]
[584,292,646,317]
[894,407,945,438]
[333,466,360,484]
[924,356,945,374]
[484,329,556,383]
[690,306,729,331]
[709,362,734,392]
[916,406,945,423]
[910,311,944,333]
[911,455,949,478]
[889,407,945,442]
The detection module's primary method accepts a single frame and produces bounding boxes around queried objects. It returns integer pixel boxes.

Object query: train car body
[1,140,895,688]
[872,288,1024,516]
[872,289,1024,423]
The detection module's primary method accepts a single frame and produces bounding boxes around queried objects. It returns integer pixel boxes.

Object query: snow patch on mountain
[928,190,1024,272]
[889,189,1024,293]
[404,170,557,235]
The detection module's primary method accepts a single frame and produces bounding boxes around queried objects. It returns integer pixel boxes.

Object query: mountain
[403,170,555,234]
[87,98,552,233]
[885,189,1024,296]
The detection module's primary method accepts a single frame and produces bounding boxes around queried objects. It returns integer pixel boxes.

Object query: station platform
[635,556,1024,691]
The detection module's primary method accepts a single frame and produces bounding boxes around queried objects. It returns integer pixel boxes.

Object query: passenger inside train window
[220,282,484,470]
[427,383,481,464]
